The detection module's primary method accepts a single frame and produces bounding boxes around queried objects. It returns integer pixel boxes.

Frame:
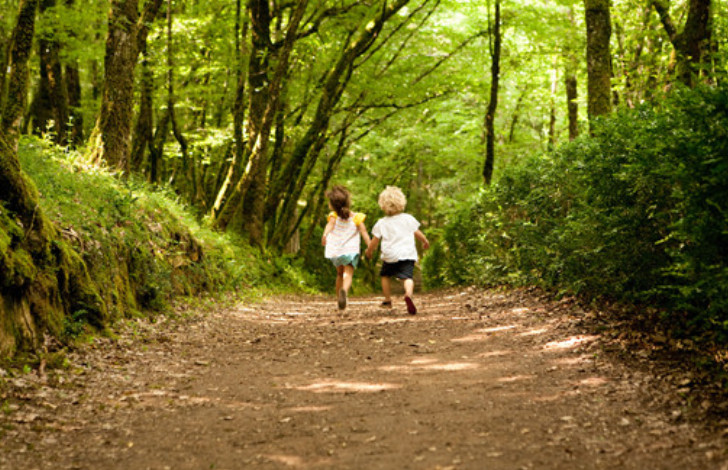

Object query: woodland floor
[2,288,728,469]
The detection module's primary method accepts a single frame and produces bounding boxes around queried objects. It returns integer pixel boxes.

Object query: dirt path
[2,289,726,469]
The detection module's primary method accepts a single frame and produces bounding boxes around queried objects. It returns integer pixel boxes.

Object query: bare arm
[357,222,371,247]
[321,218,335,246]
[365,236,380,259]
[414,229,430,250]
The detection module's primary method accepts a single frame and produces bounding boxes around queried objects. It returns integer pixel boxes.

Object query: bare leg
[335,266,344,293]
[403,278,417,315]
[403,278,414,298]
[381,276,392,303]
[342,265,354,293]
[336,265,348,310]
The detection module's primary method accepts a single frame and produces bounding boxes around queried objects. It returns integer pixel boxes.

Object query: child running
[322,185,371,310]
[365,186,429,315]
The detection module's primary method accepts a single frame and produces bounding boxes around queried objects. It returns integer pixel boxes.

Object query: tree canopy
[1,0,727,351]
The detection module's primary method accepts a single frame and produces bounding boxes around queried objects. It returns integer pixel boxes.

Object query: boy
[365,186,429,315]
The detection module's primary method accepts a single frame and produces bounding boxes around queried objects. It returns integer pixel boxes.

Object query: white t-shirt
[371,213,420,263]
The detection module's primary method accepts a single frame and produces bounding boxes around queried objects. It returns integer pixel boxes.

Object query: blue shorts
[380,260,415,279]
[328,253,360,268]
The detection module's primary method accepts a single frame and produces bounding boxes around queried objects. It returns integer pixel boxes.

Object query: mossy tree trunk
[585,0,613,124]
[507,88,527,144]
[87,0,163,174]
[0,7,10,114]
[0,0,105,357]
[1,0,40,150]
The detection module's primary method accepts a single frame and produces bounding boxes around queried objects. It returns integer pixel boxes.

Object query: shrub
[430,85,728,338]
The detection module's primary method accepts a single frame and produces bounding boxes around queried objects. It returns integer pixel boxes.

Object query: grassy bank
[2,136,310,354]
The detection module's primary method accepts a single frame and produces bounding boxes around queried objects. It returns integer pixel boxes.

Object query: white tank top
[325,212,365,258]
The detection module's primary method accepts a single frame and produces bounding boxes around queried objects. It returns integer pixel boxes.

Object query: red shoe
[404,296,417,315]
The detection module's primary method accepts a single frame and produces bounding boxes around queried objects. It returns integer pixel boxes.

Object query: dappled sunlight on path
[1,289,725,470]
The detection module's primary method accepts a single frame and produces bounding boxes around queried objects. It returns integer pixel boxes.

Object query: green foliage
[430,85,728,339]
[11,136,309,338]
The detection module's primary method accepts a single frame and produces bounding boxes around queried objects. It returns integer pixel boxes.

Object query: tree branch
[650,0,679,45]
[412,29,486,85]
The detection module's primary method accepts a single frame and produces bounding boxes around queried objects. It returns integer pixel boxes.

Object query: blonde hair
[378,186,407,216]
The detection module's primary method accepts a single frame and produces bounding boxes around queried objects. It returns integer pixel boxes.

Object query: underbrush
[12,136,310,341]
[425,85,728,342]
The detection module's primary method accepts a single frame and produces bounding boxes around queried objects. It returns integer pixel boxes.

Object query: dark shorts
[380,260,415,280]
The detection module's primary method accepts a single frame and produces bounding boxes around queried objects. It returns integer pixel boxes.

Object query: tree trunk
[210,0,248,221]
[130,38,154,173]
[214,0,307,245]
[31,0,69,144]
[565,74,579,141]
[548,62,558,149]
[165,0,192,202]
[0,1,102,355]
[272,115,353,250]
[0,19,8,113]
[239,0,307,245]
[507,87,527,143]
[65,61,83,146]
[651,0,712,87]
[483,0,501,185]
[149,110,169,184]
[63,0,82,147]
[87,0,162,173]
[2,0,40,149]
[585,0,612,124]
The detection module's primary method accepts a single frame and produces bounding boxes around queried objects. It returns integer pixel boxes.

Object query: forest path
[2,289,726,469]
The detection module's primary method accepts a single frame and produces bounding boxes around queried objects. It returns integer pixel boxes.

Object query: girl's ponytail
[326,185,352,220]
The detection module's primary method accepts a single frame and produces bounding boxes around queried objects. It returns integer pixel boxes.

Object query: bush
[429,85,728,339]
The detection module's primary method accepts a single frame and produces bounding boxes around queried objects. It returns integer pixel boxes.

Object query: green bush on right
[426,84,728,341]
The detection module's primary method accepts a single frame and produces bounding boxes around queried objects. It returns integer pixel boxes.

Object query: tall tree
[212,0,307,243]
[63,0,83,146]
[1,0,39,149]
[165,0,192,201]
[0,0,104,356]
[1,0,42,217]
[651,0,712,86]
[585,0,613,123]
[210,0,248,221]
[130,35,154,173]
[483,0,501,185]
[565,73,579,141]
[87,0,163,173]
[565,6,580,141]
[31,0,70,144]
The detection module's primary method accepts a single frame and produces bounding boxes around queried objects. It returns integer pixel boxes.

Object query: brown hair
[326,185,351,220]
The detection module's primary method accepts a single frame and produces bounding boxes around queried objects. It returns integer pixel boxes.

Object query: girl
[322,185,371,310]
